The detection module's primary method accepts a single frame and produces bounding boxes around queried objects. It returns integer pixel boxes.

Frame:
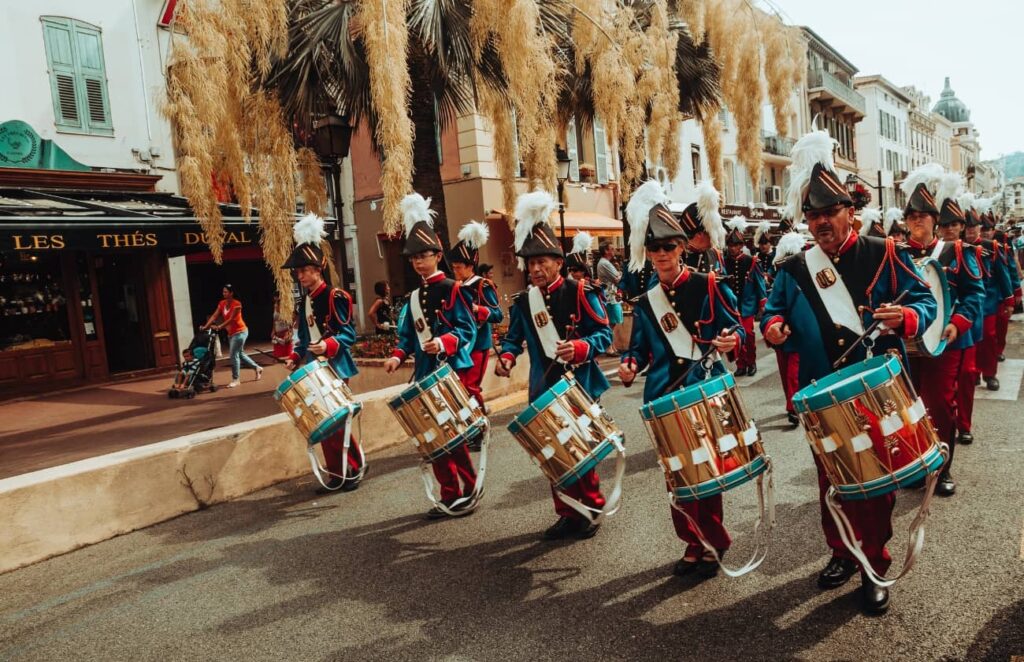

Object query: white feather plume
[785,130,838,222]
[626,180,670,272]
[753,220,770,245]
[774,232,806,265]
[957,191,976,215]
[884,208,903,235]
[293,213,326,246]
[696,180,726,249]
[727,215,748,234]
[569,230,593,256]
[457,220,489,250]
[513,190,557,254]
[859,207,882,237]
[975,196,994,215]
[401,193,435,237]
[900,163,944,196]
[937,172,964,207]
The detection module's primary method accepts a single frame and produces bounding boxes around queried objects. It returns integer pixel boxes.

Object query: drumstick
[665,324,742,394]
[831,290,910,369]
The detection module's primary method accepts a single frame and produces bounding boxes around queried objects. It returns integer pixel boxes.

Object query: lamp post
[845,172,885,210]
[555,147,572,253]
[311,114,354,291]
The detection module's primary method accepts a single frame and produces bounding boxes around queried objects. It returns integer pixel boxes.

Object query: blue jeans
[229,330,259,379]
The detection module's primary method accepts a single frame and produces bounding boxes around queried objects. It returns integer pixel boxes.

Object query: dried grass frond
[477,83,518,227]
[703,112,723,190]
[678,0,706,43]
[297,147,329,217]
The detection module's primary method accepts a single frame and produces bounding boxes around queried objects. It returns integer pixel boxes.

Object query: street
[1,346,1023,661]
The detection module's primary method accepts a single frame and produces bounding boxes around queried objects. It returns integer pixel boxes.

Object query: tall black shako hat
[513,191,561,266]
[725,216,748,246]
[447,221,489,266]
[959,192,982,228]
[754,220,771,246]
[675,180,727,246]
[785,130,853,223]
[858,208,887,237]
[400,192,444,256]
[281,213,328,270]
[933,172,966,227]
[901,163,943,217]
[565,231,593,272]
[626,180,681,272]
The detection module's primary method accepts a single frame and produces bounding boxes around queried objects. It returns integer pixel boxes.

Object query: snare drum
[275,359,362,445]
[793,353,945,500]
[388,363,486,462]
[507,376,622,490]
[640,371,767,502]
[905,257,952,358]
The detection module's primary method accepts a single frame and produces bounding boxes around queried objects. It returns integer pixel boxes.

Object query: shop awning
[0,188,334,253]
[486,209,623,236]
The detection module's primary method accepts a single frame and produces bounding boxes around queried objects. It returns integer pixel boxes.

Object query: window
[41,17,112,135]
[594,117,610,185]
[690,145,702,186]
[566,117,581,182]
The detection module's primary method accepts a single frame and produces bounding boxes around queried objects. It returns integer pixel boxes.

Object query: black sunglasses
[648,241,678,253]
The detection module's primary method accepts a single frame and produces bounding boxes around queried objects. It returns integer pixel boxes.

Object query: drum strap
[805,245,865,335]
[646,284,702,361]
[306,399,367,490]
[528,285,565,362]
[304,295,322,345]
[554,433,626,524]
[409,288,435,351]
[417,420,491,517]
[931,240,945,260]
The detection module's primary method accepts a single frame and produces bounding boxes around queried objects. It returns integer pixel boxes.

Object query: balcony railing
[762,132,796,158]
[807,68,866,116]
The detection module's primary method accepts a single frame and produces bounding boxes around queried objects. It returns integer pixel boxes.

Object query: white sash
[528,285,564,362]
[463,274,481,287]
[804,245,865,335]
[930,240,945,260]
[304,295,322,344]
[408,288,434,351]
[646,283,702,361]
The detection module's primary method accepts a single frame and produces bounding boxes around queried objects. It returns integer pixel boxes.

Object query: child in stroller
[169,329,218,398]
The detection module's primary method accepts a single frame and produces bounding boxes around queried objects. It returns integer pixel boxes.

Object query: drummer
[495,191,613,541]
[762,129,936,615]
[282,213,366,493]
[723,217,767,377]
[680,196,727,275]
[447,220,503,451]
[384,193,479,518]
[618,179,742,577]
[769,230,809,427]
[900,165,985,498]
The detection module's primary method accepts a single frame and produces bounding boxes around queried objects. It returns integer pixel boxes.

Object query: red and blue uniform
[457,275,503,409]
[723,252,767,373]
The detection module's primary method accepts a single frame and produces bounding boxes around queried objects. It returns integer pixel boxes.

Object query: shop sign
[721,204,782,220]
[3,226,259,252]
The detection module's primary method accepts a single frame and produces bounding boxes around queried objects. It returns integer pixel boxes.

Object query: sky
[767,0,1023,159]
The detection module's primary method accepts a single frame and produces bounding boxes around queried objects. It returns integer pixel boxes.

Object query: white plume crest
[754,220,770,244]
[884,208,903,235]
[900,163,944,196]
[626,180,669,272]
[785,130,838,222]
[936,172,964,208]
[859,207,881,237]
[401,193,435,237]
[513,190,557,254]
[293,213,326,246]
[570,230,593,256]
[957,191,976,215]
[696,179,726,249]
[727,215,748,234]
[975,196,994,215]
[774,232,806,265]
[457,220,489,250]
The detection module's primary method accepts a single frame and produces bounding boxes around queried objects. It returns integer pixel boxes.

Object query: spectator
[201,284,262,388]
[596,242,622,355]
[367,280,396,334]
[271,291,294,361]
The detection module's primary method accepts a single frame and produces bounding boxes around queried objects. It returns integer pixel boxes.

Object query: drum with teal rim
[640,371,767,502]
[904,256,952,358]
[793,353,945,500]
[275,359,362,446]
[388,363,486,462]
[508,375,622,490]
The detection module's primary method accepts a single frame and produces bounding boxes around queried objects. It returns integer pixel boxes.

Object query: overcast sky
[768,0,1023,159]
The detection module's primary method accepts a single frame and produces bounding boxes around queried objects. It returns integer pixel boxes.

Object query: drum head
[792,354,903,413]
[641,371,735,419]
[916,257,952,356]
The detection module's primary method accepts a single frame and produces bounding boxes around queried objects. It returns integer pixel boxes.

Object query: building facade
[903,86,953,172]
[932,77,983,191]
[1001,176,1024,221]
[853,75,910,209]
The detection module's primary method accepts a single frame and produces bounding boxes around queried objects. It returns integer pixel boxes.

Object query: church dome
[932,76,970,123]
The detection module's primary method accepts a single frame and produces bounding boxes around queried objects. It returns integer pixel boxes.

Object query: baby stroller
[168,329,218,399]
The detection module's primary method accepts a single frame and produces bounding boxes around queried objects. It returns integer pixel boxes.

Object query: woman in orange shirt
[201,284,263,388]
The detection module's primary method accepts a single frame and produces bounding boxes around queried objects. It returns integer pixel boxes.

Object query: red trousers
[321,430,364,477]
[956,346,978,434]
[977,315,1000,378]
[909,350,962,472]
[813,455,894,574]
[996,311,1010,357]
[552,470,605,520]
[670,495,731,557]
[775,350,800,413]
[432,444,477,501]
[457,349,489,407]
[737,316,757,371]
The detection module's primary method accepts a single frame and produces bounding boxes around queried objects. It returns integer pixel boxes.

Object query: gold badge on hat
[534,311,550,328]
[660,313,679,333]
[815,268,837,289]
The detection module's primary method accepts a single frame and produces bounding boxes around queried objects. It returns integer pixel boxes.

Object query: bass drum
[904,257,952,358]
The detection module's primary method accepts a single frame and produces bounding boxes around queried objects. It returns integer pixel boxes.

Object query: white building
[932,77,983,191]
[903,85,953,172]
[854,75,910,209]
[1002,176,1024,221]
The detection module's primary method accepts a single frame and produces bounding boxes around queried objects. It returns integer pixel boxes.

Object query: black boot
[542,517,577,540]
[746,364,757,377]
[787,412,800,427]
[935,472,956,497]
[672,557,700,577]
[817,557,858,589]
[958,431,974,445]
[984,376,1000,391]
[998,354,1006,362]
[860,572,890,615]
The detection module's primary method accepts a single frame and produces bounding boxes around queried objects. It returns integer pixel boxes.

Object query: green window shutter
[42,18,83,131]
[73,25,113,134]
[41,17,112,136]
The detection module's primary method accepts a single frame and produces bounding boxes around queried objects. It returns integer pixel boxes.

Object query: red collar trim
[829,231,857,258]
[423,272,445,285]
[660,268,689,289]
[308,281,328,297]
[908,238,937,250]
[544,276,565,293]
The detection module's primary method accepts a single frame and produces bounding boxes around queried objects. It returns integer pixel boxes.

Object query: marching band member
[769,231,809,427]
[495,191,613,541]
[723,216,767,377]
[283,213,366,492]
[618,180,742,577]
[680,198,727,275]
[901,166,985,498]
[447,220,503,451]
[565,231,595,283]
[859,207,888,239]
[762,130,936,615]
[969,200,1013,393]
[993,224,1021,363]
[753,220,775,286]
[384,193,479,518]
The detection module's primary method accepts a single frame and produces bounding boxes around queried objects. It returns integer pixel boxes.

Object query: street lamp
[311,114,354,291]
[555,147,572,253]
[844,172,885,210]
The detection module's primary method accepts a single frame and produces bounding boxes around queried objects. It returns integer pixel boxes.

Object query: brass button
[834,324,841,329]
[838,339,845,347]
[677,358,684,364]
[669,290,676,296]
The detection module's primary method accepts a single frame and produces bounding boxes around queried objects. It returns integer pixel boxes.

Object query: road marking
[975,359,1024,401]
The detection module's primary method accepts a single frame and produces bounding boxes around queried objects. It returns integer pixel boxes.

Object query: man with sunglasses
[618,179,742,578]
[762,130,936,615]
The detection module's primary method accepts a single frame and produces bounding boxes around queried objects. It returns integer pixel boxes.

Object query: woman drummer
[617,180,743,578]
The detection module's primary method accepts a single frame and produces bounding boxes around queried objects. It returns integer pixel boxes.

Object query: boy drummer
[384,193,479,518]
[495,191,613,541]
[617,179,742,578]
[762,130,936,615]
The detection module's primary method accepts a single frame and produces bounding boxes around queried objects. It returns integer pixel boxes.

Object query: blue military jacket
[906,239,984,350]
[459,275,503,352]
[978,240,1013,316]
[622,269,744,403]
[293,282,358,379]
[722,252,768,318]
[500,276,613,401]
[762,235,937,386]
[393,272,477,380]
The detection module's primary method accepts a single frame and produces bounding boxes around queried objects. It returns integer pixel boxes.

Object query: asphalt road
[2,343,1024,661]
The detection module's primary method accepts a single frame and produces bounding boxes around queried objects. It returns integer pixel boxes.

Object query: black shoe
[734,366,749,377]
[998,354,1006,362]
[574,521,600,539]
[426,499,461,519]
[746,365,757,377]
[817,557,859,589]
[787,412,800,428]
[698,550,725,578]
[543,516,577,540]
[860,572,890,615]
[958,431,974,445]
[935,473,956,497]
[672,557,700,577]
[985,376,1000,391]
[315,476,345,494]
